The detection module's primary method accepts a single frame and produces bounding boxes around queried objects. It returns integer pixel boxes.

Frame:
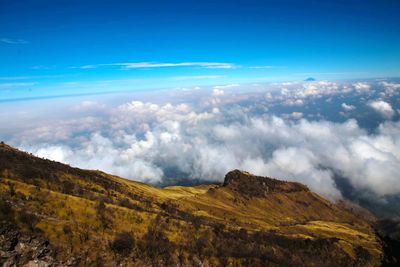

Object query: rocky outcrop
[0,222,67,267]
[223,169,309,197]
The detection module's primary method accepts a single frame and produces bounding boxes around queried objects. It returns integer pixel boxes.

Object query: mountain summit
[223,169,309,197]
[304,77,316,81]
[0,143,383,266]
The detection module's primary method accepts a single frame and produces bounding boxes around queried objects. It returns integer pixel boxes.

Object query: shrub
[61,180,75,194]
[140,215,175,265]
[96,199,111,230]
[7,182,16,197]
[0,198,14,221]
[111,231,135,256]
[19,210,39,231]
[119,198,141,210]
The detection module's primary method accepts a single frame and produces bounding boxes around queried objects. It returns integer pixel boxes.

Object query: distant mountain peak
[304,77,316,82]
[223,169,309,197]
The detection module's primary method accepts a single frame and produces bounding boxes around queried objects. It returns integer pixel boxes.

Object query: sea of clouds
[2,79,400,204]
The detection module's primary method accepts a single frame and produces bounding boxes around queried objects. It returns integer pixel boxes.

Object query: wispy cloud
[169,75,224,81]
[213,83,240,90]
[74,62,237,70]
[0,82,36,88]
[31,65,57,70]
[248,65,284,69]
[0,75,65,81]
[0,38,29,44]
[294,71,368,76]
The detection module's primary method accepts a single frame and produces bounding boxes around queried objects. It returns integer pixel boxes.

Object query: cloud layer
[3,79,400,202]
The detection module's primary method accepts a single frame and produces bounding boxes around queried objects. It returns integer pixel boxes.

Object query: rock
[0,222,63,266]
[223,170,309,197]
[0,223,20,251]
[24,259,51,267]
[65,256,81,266]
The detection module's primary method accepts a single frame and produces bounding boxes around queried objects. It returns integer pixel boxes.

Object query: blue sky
[1,0,400,101]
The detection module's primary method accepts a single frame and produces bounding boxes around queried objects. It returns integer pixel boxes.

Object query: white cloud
[212,88,224,97]
[116,101,215,125]
[369,100,395,119]
[213,84,240,90]
[274,81,342,102]
[169,75,223,81]
[13,97,400,200]
[0,82,36,88]
[291,112,303,119]
[35,145,73,162]
[0,38,28,44]
[0,75,64,81]
[298,81,339,98]
[263,81,389,113]
[284,99,304,106]
[381,81,400,96]
[6,80,400,201]
[381,81,400,90]
[77,62,237,70]
[71,101,106,112]
[353,82,371,93]
[248,65,277,69]
[341,103,356,111]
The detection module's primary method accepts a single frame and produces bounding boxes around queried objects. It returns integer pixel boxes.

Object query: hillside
[0,142,383,266]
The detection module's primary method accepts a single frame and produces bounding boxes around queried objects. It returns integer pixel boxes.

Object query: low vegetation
[0,143,383,266]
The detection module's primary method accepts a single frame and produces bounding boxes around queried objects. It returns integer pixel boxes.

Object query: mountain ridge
[223,169,309,196]
[0,142,383,266]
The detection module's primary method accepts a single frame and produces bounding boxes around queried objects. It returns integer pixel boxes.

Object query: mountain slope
[0,143,382,266]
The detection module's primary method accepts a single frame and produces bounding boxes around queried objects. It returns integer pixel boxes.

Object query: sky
[1,0,400,101]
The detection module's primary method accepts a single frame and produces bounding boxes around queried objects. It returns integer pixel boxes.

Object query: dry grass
[0,143,383,266]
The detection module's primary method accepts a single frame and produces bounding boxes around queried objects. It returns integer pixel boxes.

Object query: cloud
[71,101,106,112]
[35,145,73,163]
[0,82,36,88]
[284,99,304,106]
[298,81,340,98]
[213,84,240,90]
[295,72,364,76]
[381,81,400,96]
[212,88,224,97]
[369,100,395,119]
[169,75,224,81]
[290,112,303,119]
[262,81,386,114]
[9,94,398,202]
[381,81,400,90]
[273,81,343,102]
[4,80,399,203]
[249,66,282,69]
[0,75,65,81]
[341,103,356,111]
[353,82,371,93]
[116,101,215,125]
[0,38,28,44]
[76,62,237,70]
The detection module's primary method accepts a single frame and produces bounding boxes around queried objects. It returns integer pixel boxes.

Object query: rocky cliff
[223,169,309,197]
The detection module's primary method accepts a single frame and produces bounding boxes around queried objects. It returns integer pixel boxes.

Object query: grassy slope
[0,143,382,266]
